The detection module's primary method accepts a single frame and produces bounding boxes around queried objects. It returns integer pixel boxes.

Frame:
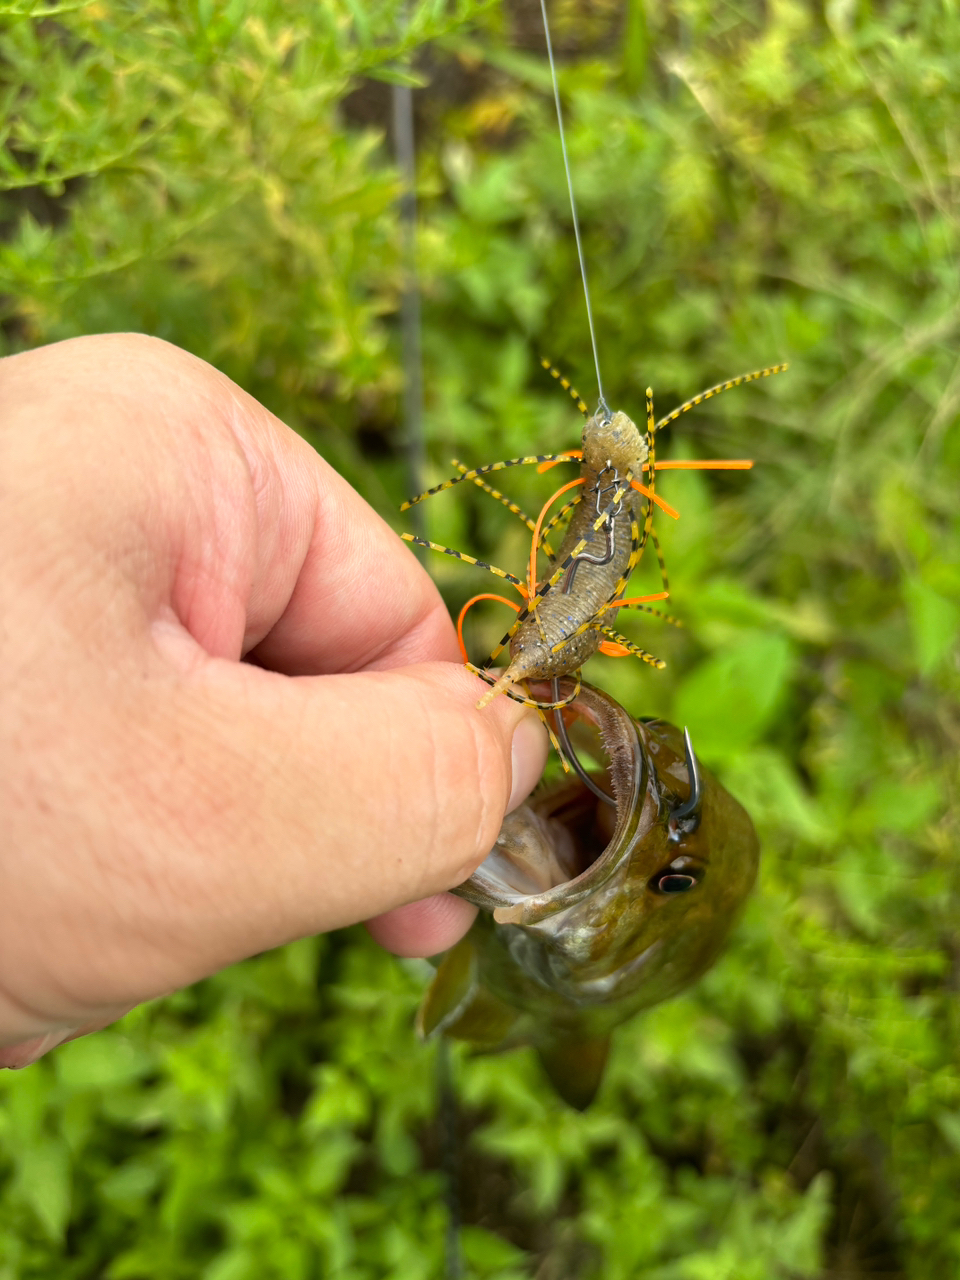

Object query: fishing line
[539,0,609,421]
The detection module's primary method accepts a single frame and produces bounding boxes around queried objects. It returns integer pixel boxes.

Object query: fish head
[457,680,759,1018]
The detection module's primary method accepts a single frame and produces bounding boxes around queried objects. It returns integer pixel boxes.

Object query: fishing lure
[401,361,786,712]
[417,679,760,1108]
[397,0,784,720]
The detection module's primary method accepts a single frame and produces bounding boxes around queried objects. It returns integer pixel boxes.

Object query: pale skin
[0,334,548,1069]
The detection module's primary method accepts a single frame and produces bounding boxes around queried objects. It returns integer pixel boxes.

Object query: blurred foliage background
[1,0,958,1275]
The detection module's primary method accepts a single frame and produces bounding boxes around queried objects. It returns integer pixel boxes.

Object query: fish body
[418,680,759,1107]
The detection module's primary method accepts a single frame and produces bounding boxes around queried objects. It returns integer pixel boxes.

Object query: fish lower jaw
[560,938,664,1001]
[503,931,665,1007]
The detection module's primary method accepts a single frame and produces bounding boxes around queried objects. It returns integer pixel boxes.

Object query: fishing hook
[552,678,617,808]
[561,463,623,593]
[668,727,702,839]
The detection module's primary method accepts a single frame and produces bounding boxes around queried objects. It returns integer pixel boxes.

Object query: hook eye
[668,727,702,841]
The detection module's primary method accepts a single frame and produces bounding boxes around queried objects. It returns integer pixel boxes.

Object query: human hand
[0,334,547,1067]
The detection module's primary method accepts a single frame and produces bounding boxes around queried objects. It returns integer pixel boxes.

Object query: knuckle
[466,713,511,861]
[420,698,509,891]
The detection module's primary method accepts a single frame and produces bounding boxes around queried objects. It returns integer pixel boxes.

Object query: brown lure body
[418,680,760,1109]
[401,362,786,710]
[476,408,653,706]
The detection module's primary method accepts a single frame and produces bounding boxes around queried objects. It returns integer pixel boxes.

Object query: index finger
[209,368,461,676]
[252,444,458,675]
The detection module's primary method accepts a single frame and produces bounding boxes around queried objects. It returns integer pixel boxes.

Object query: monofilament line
[539,0,609,419]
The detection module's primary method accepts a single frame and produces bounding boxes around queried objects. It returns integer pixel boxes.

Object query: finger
[0,335,460,677]
[364,894,478,958]
[365,700,548,960]
[0,1029,73,1069]
[244,451,462,675]
[0,1009,135,1065]
[128,334,464,672]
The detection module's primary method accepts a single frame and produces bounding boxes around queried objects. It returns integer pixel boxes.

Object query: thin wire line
[539,0,609,420]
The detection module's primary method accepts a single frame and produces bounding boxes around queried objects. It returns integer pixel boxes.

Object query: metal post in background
[437,1039,463,1280]
[392,74,461,1280]
[391,80,427,549]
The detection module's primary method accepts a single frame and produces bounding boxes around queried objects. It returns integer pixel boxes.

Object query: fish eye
[649,859,704,895]
[655,873,698,894]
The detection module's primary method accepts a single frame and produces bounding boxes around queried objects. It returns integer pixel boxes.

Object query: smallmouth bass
[418,680,759,1108]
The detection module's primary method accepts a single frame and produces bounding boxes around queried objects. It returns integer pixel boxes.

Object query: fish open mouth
[458,681,649,921]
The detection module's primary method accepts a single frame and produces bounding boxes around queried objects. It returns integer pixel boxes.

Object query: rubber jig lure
[400,358,787,714]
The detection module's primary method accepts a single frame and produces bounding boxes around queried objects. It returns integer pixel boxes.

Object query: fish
[417,679,760,1108]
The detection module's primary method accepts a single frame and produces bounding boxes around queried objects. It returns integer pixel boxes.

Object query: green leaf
[203,1250,257,1280]
[459,1225,528,1272]
[850,777,942,836]
[903,576,960,675]
[15,1139,71,1240]
[936,1111,960,1155]
[672,632,794,759]
[724,747,830,843]
[621,0,648,93]
[100,1159,161,1208]
[56,1032,150,1091]
[367,65,428,87]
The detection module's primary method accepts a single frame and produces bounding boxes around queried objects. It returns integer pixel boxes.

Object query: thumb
[183,658,548,932]
[1,645,548,1037]
[137,655,550,988]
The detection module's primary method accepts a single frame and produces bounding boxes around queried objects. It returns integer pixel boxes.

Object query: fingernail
[507,713,549,813]
[0,1029,73,1070]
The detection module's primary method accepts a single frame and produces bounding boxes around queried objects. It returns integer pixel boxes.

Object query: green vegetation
[1,0,958,1274]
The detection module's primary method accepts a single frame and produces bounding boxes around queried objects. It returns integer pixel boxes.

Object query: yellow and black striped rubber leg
[401,535,525,590]
[599,626,666,670]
